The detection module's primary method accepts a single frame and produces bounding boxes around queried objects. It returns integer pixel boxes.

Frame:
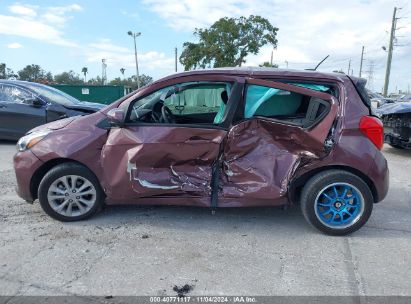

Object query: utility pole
[285,60,288,68]
[347,59,351,75]
[128,31,141,89]
[359,46,365,78]
[175,47,178,72]
[383,7,398,97]
[270,49,274,66]
[366,60,375,91]
[101,59,107,85]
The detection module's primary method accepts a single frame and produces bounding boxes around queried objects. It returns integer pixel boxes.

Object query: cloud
[7,42,23,49]
[143,0,410,92]
[42,4,83,27]
[8,3,38,17]
[0,14,77,47]
[0,3,82,46]
[80,39,175,75]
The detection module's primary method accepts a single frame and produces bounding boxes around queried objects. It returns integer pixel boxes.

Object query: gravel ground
[0,141,410,297]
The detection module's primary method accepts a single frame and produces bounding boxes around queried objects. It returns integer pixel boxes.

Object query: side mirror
[25,97,43,108]
[107,108,125,126]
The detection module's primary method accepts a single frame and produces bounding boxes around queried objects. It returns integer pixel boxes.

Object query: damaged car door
[101,79,239,205]
[219,79,338,206]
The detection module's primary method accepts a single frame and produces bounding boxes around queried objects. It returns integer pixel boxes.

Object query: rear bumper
[13,150,43,202]
[368,150,389,203]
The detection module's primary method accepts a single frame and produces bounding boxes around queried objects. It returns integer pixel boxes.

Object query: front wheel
[38,162,105,221]
[301,170,373,236]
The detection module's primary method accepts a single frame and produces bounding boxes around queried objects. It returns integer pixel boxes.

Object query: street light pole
[128,31,141,89]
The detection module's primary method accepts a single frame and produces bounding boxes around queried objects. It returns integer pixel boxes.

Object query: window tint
[0,84,33,104]
[24,83,80,106]
[164,83,230,124]
[129,82,231,125]
[245,84,329,127]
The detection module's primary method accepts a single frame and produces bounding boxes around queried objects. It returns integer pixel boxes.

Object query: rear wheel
[301,170,373,235]
[38,162,104,221]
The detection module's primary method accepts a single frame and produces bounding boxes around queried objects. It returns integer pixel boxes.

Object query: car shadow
[60,201,410,238]
[69,204,319,236]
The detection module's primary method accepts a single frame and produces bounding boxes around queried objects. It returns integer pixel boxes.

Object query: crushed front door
[219,79,338,206]
[101,126,226,202]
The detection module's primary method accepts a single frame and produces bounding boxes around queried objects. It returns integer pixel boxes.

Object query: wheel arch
[30,158,102,200]
[288,165,378,204]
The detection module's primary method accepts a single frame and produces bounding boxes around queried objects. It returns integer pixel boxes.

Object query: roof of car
[155,67,355,84]
[0,79,49,88]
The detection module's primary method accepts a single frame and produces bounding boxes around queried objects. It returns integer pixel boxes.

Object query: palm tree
[81,67,88,82]
[120,68,125,79]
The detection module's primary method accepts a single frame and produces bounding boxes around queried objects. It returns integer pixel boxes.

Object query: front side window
[0,84,34,104]
[24,83,80,106]
[129,82,231,125]
[244,84,330,127]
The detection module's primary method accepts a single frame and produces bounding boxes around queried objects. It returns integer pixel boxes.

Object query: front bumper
[13,150,43,202]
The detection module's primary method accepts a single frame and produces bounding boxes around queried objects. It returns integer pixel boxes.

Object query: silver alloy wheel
[47,175,97,217]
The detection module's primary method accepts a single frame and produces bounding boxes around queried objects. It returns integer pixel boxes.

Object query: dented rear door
[219,78,338,206]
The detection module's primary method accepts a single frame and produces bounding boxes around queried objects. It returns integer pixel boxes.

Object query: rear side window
[244,84,329,127]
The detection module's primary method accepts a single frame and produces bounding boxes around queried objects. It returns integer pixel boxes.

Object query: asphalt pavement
[0,141,410,297]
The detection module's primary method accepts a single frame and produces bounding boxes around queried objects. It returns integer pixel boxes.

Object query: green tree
[109,74,153,90]
[18,64,52,82]
[0,63,5,79]
[259,61,278,68]
[81,67,88,82]
[54,70,83,84]
[180,15,278,70]
[87,76,102,85]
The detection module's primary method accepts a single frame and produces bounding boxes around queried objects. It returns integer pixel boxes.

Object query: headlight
[16,130,51,152]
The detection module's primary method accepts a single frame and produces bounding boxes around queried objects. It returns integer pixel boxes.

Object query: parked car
[398,94,411,102]
[13,68,389,235]
[367,90,392,108]
[376,101,411,149]
[0,80,104,140]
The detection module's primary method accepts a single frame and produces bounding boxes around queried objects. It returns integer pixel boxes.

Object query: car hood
[64,101,105,112]
[375,101,411,115]
[28,116,79,134]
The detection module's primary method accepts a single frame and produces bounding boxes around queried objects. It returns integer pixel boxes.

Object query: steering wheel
[161,105,176,123]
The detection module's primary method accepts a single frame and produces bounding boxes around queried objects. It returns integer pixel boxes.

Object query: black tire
[38,162,105,222]
[300,170,373,236]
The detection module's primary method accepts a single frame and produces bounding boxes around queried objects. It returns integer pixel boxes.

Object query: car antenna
[306,55,330,71]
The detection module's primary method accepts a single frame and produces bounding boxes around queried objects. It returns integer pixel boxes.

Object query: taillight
[359,116,384,150]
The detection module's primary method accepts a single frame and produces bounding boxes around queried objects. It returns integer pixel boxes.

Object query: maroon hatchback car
[13,68,389,235]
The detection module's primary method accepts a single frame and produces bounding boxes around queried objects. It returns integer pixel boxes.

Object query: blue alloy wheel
[314,182,365,229]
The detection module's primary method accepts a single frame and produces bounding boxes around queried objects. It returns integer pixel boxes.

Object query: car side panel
[289,79,388,203]
[0,101,46,140]
[100,126,226,202]
[218,81,338,206]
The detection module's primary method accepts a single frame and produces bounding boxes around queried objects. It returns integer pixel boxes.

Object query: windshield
[24,83,80,106]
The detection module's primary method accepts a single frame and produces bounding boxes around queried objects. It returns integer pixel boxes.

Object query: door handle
[185,136,210,143]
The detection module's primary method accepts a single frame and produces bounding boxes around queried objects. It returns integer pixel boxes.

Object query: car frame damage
[377,102,411,149]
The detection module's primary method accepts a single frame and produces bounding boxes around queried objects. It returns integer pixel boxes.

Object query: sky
[1,0,410,93]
